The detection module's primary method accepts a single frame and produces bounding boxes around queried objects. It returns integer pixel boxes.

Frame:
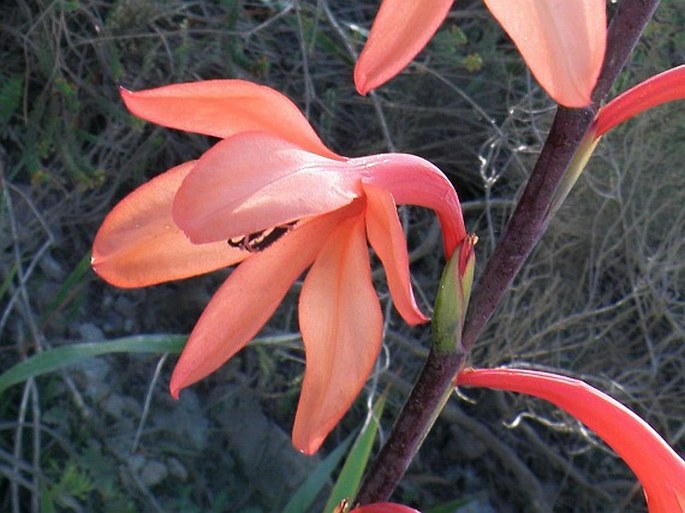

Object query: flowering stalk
[459,0,662,352]
[356,0,662,503]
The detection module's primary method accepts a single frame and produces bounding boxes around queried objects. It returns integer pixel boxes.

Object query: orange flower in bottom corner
[457,368,685,512]
[346,502,420,513]
[92,79,466,455]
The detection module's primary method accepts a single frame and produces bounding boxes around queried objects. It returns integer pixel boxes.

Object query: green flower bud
[432,234,477,354]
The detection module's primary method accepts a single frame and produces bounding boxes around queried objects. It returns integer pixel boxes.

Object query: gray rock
[167,457,188,481]
[139,460,168,487]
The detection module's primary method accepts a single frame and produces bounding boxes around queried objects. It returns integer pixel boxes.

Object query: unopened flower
[432,233,476,353]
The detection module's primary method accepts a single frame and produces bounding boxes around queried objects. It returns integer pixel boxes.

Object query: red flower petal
[120,80,337,158]
[352,153,466,257]
[593,65,685,138]
[169,204,361,398]
[484,0,606,107]
[457,368,685,513]
[294,213,383,454]
[354,0,453,95]
[363,183,428,325]
[350,503,421,513]
[172,133,358,244]
[91,161,247,288]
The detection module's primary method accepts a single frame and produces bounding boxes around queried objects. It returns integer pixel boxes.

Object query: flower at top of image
[457,368,685,513]
[354,0,606,108]
[92,79,466,455]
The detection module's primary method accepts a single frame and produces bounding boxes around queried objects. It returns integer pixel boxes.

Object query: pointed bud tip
[459,233,478,276]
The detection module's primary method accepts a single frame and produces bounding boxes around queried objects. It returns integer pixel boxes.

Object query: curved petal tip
[354,0,453,95]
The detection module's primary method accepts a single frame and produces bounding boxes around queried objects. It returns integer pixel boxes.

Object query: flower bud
[432,234,477,353]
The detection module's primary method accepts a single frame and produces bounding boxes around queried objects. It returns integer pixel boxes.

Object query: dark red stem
[356,0,661,504]
[462,0,662,349]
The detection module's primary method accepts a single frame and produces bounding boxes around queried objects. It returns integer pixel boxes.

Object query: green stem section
[356,0,661,504]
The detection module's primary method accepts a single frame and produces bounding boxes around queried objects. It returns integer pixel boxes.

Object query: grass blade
[323,394,386,512]
[282,432,354,513]
[0,334,187,395]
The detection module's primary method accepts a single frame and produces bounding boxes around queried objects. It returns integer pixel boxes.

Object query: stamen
[227,221,297,252]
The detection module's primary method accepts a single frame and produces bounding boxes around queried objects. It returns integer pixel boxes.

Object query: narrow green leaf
[0,335,187,396]
[323,394,386,512]
[282,433,355,513]
[0,332,303,397]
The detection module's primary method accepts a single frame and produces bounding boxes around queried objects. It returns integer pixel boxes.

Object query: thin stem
[461,105,594,349]
[356,0,661,503]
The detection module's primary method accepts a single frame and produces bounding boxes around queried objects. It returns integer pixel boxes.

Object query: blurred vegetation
[1,1,683,512]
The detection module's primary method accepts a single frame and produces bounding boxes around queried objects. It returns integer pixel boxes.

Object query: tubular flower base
[592,64,685,138]
[355,0,606,108]
[457,368,685,513]
[549,64,685,219]
[92,80,466,455]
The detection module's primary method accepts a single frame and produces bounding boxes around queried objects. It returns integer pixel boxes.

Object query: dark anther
[227,221,297,252]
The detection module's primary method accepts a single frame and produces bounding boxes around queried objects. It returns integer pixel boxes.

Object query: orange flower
[457,368,685,512]
[348,503,420,513]
[355,0,606,108]
[92,80,466,454]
